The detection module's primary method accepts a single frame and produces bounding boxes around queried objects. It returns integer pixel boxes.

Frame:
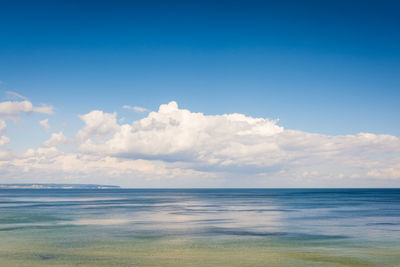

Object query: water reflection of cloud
[8,197,125,202]
[70,218,132,226]
[117,200,285,236]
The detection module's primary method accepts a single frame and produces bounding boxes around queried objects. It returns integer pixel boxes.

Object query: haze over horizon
[0,0,399,187]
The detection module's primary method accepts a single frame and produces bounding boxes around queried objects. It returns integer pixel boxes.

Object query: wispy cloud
[5,91,28,100]
[123,105,149,113]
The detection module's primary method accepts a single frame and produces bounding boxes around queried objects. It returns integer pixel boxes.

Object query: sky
[0,0,399,187]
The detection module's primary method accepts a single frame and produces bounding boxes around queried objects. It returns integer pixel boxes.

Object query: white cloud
[39,119,51,131]
[102,102,284,164]
[77,110,119,142]
[0,100,33,115]
[0,120,9,147]
[0,136,10,147]
[0,96,54,151]
[42,131,70,147]
[0,101,399,187]
[33,105,54,115]
[0,100,54,116]
[0,120,6,134]
[5,91,28,100]
[123,105,149,113]
[0,146,209,187]
[366,165,400,179]
[76,101,400,181]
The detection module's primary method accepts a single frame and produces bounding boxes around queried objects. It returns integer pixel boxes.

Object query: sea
[0,189,399,266]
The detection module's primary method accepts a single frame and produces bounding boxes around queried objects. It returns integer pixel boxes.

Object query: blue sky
[2,0,399,134]
[0,1,399,187]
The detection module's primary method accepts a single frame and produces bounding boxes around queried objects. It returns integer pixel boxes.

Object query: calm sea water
[0,189,399,266]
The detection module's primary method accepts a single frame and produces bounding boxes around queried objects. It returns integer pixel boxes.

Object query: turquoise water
[0,189,400,266]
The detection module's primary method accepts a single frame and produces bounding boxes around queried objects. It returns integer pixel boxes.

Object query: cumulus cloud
[0,100,54,116]
[77,110,119,142]
[42,131,70,147]
[104,102,284,164]
[0,95,54,150]
[0,101,399,186]
[0,120,9,147]
[367,166,400,180]
[0,100,33,115]
[0,120,6,134]
[76,101,400,180]
[39,119,51,130]
[33,105,54,115]
[123,105,149,113]
[0,136,10,147]
[0,146,209,187]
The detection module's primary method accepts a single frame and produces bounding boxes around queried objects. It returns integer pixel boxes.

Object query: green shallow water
[1,189,400,266]
[1,233,399,266]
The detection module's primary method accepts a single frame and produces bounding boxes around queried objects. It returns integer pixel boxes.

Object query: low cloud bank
[0,101,399,187]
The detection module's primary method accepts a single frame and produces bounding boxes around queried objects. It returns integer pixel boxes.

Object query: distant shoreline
[0,184,120,189]
[1,185,399,190]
